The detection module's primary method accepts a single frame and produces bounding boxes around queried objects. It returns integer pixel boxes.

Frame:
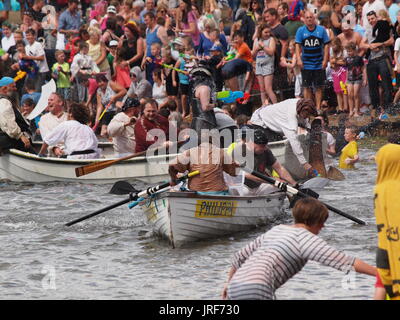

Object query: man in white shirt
[362,0,387,32]
[0,77,33,153]
[38,92,68,156]
[1,21,15,53]
[107,97,140,157]
[24,28,49,91]
[250,98,318,175]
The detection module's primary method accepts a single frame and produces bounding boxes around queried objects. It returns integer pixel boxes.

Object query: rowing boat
[0,134,320,183]
[139,191,286,248]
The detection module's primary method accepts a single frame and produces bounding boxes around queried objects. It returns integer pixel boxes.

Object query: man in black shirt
[231,125,297,195]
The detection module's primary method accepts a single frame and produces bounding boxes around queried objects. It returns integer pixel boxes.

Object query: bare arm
[353,258,377,277]
[271,161,297,185]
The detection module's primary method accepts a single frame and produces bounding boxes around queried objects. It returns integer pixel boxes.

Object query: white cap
[107,5,117,13]
[109,40,118,47]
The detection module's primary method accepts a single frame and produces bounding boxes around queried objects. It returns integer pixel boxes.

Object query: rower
[229,125,297,196]
[0,77,35,154]
[250,98,318,176]
[38,103,101,159]
[169,132,239,195]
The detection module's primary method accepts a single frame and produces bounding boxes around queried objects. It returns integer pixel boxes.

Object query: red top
[134,114,170,153]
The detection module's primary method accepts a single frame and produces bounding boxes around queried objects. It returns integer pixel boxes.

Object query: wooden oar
[65,171,199,227]
[309,118,327,177]
[75,140,185,177]
[241,166,366,225]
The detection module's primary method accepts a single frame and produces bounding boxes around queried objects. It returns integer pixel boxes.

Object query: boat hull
[140,191,286,247]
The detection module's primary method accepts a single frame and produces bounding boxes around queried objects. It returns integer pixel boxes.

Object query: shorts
[347,79,362,85]
[301,69,326,89]
[221,59,253,80]
[179,83,190,96]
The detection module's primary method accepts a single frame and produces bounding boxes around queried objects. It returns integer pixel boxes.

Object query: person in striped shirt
[222,197,376,300]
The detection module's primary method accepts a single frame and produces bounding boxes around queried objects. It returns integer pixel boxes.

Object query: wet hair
[68,103,90,125]
[292,197,329,226]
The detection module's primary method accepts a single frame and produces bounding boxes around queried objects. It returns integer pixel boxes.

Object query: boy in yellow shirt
[339,125,359,169]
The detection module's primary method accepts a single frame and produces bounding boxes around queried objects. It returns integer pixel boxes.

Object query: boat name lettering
[195,200,237,218]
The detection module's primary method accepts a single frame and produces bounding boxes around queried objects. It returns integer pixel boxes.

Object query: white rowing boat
[0,148,177,184]
[139,191,286,248]
[0,134,318,183]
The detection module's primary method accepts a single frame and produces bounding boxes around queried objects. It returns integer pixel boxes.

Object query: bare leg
[347,83,354,116]
[303,87,313,101]
[257,75,266,105]
[181,94,188,117]
[264,74,277,104]
[337,93,343,112]
[315,87,323,110]
[353,83,361,116]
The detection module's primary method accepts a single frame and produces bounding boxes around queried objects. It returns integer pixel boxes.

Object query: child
[208,44,225,92]
[345,42,365,117]
[330,38,348,114]
[144,42,162,85]
[113,48,131,90]
[161,46,180,113]
[339,125,359,169]
[52,50,72,101]
[281,39,302,98]
[173,44,196,118]
[15,40,39,81]
[70,41,100,102]
[252,23,277,104]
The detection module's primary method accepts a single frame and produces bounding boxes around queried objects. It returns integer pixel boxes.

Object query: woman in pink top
[175,0,200,49]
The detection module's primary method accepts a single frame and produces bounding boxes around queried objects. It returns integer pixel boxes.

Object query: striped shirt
[295,25,330,70]
[227,225,355,300]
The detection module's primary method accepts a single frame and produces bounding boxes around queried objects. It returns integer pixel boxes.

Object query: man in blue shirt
[58,0,82,38]
[295,10,330,111]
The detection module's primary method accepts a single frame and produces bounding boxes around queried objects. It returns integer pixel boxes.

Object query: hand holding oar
[241,167,366,225]
[65,171,199,227]
[75,140,185,177]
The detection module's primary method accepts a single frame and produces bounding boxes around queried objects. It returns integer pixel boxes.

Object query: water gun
[0,48,5,56]
[159,62,187,74]
[340,81,347,95]
[225,51,236,61]
[393,78,397,87]
[217,91,250,104]
[14,70,27,82]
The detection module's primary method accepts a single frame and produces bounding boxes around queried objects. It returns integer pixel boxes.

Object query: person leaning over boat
[0,77,34,154]
[107,97,141,157]
[222,197,377,300]
[169,134,239,195]
[38,103,101,159]
[38,92,68,157]
[250,98,318,176]
[230,125,297,196]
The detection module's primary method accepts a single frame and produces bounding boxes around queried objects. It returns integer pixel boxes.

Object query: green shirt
[52,62,71,88]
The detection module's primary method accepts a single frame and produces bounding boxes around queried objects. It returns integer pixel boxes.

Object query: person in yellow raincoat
[374,143,400,300]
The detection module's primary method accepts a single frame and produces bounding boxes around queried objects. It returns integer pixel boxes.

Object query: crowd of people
[1,0,400,300]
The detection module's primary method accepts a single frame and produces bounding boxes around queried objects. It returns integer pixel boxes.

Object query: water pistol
[340,81,347,95]
[217,91,250,104]
[0,48,5,56]
[224,51,236,61]
[393,78,397,87]
[13,70,27,82]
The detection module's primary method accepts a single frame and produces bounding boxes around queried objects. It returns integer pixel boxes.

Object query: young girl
[173,44,197,118]
[345,42,365,117]
[252,23,277,104]
[152,68,169,109]
[330,38,348,114]
[161,46,180,114]
[113,49,131,90]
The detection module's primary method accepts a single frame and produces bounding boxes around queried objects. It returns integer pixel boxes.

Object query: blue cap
[210,44,222,52]
[0,77,14,87]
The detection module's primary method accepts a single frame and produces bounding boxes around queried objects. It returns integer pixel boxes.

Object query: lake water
[0,148,379,300]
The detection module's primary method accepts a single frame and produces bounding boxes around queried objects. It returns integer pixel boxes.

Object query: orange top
[236,42,253,64]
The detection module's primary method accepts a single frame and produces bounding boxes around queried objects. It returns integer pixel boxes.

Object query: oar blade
[327,166,345,181]
[109,180,138,195]
[301,177,330,190]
